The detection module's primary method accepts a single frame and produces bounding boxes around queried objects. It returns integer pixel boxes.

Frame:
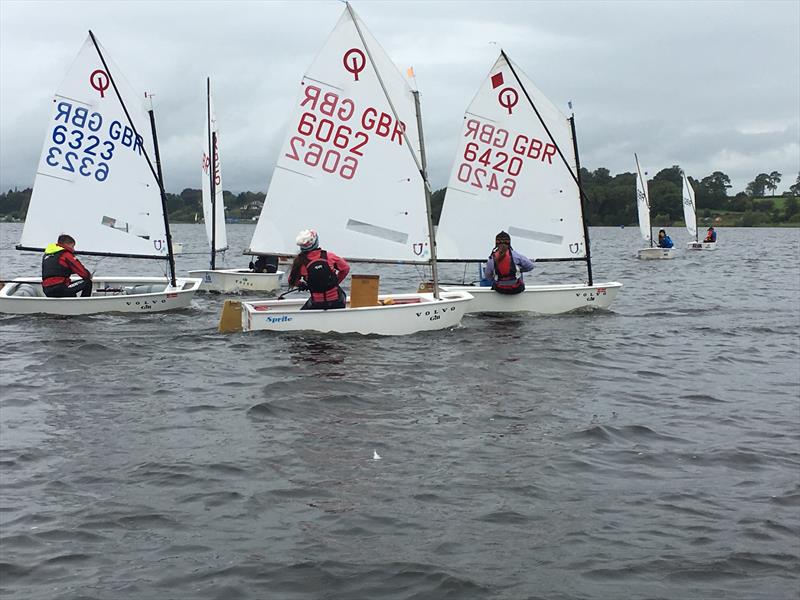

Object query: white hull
[638,247,677,260]
[188,269,284,293]
[0,276,201,315]
[440,282,622,314]
[235,291,473,335]
[687,241,717,251]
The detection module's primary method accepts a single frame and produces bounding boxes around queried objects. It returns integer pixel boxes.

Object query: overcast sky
[1,0,798,196]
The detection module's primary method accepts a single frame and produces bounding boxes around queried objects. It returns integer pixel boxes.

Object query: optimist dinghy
[188,79,284,292]
[436,51,622,313]
[682,171,717,251]
[635,154,676,260]
[219,3,472,335]
[0,32,200,315]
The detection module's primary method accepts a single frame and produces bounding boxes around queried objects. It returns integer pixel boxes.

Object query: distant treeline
[581,167,800,226]
[2,169,798,227]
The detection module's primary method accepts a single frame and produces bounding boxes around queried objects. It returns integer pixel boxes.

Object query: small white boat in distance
[0,31,201,315]
[188,78,283,293]
[635,154,676,260]
[687,241,717,251]
[682,172,718,251]
[436,51,622,313]
[221,3,471,335]
[0,276,199,315]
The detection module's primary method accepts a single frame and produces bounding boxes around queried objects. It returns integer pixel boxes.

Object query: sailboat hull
[232,291,473,335]
[440,282,622,315]
[687,242,717,251]
[0,276,201,315]
[188,269,284,293]
[637,247,677,260]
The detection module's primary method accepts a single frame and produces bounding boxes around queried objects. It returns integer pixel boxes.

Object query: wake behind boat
[436,51,622,313]
[188,78,284,293]
[0,32,200,315]
[219,3,471,335]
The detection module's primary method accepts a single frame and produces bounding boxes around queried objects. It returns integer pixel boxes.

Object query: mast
[207,77,217,270]
[634,153,652,247]
[412,89,440,299]
[148,108,177,287]
[569,112,593,286]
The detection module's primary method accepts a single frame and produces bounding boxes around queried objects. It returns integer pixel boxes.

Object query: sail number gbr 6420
[283,83,406,180]
[456,118,558,198]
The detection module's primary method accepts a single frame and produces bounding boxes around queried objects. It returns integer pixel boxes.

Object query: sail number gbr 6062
[284,83,406,180]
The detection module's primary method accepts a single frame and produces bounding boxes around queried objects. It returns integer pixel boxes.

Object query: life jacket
[300,249,340,301]
[41,245,72,288]
[491,249,523,292]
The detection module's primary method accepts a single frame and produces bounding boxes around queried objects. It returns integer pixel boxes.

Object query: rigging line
[88,31,160,189]
[344,3,427,190]
[500,50,594,216]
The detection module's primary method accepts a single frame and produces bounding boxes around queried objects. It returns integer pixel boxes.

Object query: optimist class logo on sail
[283,48,407,181]
[41,69,145,184]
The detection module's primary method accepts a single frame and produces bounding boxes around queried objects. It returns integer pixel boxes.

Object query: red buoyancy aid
[491,249,523,292]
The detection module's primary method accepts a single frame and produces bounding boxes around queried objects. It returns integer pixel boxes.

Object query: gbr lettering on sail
[41,69,145,184]
[283,48,406,181]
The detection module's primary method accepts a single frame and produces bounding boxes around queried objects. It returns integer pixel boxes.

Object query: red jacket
[289,248,350,302]
[41,243,91,288]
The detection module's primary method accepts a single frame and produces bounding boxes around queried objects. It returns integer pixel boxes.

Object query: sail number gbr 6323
[283,83,406,180]
[41,100,144,183]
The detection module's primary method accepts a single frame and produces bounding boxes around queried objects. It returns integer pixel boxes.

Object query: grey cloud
[1,0,798,197]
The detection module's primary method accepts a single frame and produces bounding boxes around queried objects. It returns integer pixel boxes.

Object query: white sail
[634,154,651,242]
[247,5,429,262]
[201,89,228,252]
[682,172,697,238]
[19,34,168,258]
[436,53,586,261]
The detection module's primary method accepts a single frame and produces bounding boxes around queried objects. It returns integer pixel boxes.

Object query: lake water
[1,223,799,599]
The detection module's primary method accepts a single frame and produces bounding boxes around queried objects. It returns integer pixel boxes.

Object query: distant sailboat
[635,154,676,260]
[0,31,201,315]
[436,51,622,313]
[188,78,284,293]
[683,171,717,251]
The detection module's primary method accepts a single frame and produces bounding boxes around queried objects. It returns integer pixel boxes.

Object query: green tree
[746,173,770,197]
[789,173,800,197]
[767,171,782,196]
[697,171,731,209]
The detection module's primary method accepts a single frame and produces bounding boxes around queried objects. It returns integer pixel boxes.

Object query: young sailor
[41,234,92,298]
[288,229,350,310]
[483,231,534,295]
[249,255,279,273]
[657,229,674,248]
[704,227,717,243]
